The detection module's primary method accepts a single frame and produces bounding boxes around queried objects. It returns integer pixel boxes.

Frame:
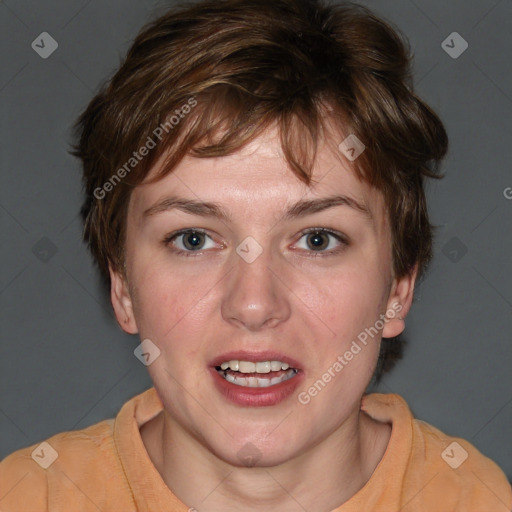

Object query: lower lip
[209,367,304,407]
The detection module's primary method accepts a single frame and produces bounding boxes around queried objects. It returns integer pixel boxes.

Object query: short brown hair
[73,0,448,378]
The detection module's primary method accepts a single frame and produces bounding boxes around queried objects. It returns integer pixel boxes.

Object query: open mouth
[215,360,299,388]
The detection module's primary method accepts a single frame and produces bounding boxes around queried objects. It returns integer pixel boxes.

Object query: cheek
[128,254,224,348]
[298,264,387,338]
[130,274,211,377]
[129,262,190,335]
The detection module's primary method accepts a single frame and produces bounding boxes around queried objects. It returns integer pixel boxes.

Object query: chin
[204,427,304,469]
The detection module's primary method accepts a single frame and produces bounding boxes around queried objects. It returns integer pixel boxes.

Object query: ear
[382,263,418,339]
[109,264,139,334]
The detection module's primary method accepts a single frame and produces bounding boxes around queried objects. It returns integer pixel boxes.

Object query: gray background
[1,0,511,486]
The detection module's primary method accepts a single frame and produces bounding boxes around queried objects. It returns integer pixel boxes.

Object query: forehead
[128,126,388,232]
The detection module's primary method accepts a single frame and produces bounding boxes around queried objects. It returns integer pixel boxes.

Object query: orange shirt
[1,387,510,511]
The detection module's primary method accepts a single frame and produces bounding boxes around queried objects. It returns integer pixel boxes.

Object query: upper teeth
[219,360,290,373]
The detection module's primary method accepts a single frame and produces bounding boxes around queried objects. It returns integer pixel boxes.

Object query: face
[111,125,415,467]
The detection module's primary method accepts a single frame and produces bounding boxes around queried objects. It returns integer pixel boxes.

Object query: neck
[142,407,390,512]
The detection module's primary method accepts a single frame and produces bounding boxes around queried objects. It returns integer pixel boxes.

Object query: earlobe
[382,264,418,339]
[109,264,138,334]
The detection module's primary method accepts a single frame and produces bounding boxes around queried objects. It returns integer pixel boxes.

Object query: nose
[221,246,291,331]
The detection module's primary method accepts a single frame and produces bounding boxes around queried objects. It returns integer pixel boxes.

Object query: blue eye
[163,227,348,258]
[164,229,216,255]
[295,228,348,255]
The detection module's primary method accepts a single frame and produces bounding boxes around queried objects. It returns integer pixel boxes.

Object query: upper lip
[210,351,303,370]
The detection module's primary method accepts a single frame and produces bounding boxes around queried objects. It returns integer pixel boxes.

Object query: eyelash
[162,228,216,258]
[162,227,349,258]
[296,227,349,257]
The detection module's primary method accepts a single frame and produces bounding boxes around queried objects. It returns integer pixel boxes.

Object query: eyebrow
[143,194,373,222]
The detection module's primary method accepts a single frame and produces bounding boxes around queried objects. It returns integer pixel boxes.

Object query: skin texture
[110,125,416,511]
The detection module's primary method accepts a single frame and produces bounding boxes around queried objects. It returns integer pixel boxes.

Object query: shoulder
[362,393,511,510]
[0,419,125,511]
[0,442,48,511]
[407,407,511,509]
